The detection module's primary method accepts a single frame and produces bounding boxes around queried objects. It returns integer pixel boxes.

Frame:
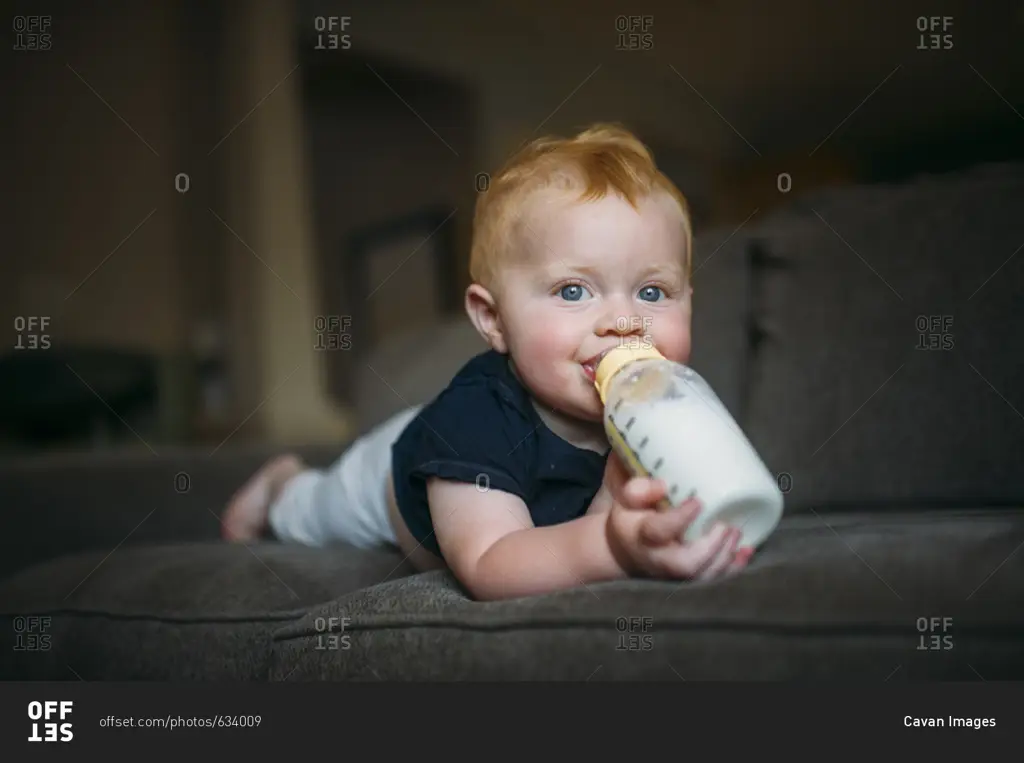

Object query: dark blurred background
[2,0,1022,457]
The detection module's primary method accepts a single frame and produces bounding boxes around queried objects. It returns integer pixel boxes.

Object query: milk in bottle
[594,345,784,549]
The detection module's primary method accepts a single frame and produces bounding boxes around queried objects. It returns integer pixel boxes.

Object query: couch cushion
[352,317,489,434]
[0,542,416,680]
[688,221,756,419]
[744,162,1024,510]
[264,506,1022,681]
[0,442,349,580]
[6,508,1014,680]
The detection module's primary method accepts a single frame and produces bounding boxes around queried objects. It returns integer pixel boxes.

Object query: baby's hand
[603,453,753,580]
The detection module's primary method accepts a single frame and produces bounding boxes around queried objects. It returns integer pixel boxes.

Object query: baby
[223,123,754,600]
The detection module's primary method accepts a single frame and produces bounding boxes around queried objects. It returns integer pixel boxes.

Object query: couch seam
[271,620,1024,639]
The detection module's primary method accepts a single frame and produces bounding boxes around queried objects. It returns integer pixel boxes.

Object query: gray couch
[3,162,1023,681]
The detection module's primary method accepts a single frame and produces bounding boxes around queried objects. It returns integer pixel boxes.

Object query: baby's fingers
[619,477,668,510]
[696,527,741,580]
[653,522,732,578]
[638,500,700,546]
[728,545,755,574]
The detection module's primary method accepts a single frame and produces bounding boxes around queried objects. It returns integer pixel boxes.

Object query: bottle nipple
[594,345,665,403]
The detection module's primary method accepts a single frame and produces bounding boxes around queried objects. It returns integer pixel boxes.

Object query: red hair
[469,123,693,293]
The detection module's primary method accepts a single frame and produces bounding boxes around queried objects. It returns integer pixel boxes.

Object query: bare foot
[222,454,306,542]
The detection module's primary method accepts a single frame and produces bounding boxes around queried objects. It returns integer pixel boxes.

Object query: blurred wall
[3,1,215,447]
[4,3,189,355]
[4,0,359,449]
[298,54,476,409]
[4,0,1022,452]
[218,0,352,446]
[302,0,1023,199]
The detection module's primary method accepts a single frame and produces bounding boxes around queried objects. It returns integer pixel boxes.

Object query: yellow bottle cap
[594,345,665,403]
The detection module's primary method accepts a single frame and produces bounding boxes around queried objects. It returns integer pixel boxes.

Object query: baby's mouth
[581,349,612,382]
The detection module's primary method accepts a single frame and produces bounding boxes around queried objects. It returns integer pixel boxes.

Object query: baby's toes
[222,480,271,541]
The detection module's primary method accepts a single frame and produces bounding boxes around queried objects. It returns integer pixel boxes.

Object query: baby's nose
[598,309,644,335]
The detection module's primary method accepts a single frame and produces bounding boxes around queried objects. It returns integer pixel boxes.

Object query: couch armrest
[0,442,346,580]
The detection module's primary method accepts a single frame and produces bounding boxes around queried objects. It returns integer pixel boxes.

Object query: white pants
[267,405,424,549]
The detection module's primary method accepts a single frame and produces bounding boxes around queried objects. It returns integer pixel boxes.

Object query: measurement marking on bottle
[625,417,635,431]
[653,457,663,471]
[614,399,623,413]
[670,484,678,496]
[638,436,648,449]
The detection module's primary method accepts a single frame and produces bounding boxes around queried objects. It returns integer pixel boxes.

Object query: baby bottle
[594,345,784,550]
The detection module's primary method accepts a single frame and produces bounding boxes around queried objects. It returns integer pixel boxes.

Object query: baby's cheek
[531,335,556,362]
[520,320,577,363]
[654,321,692,364]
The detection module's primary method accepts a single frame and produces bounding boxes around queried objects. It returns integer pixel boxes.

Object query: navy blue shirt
[391,349,607,559]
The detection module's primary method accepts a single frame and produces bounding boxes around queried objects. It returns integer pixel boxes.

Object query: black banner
[0,682,1021,755]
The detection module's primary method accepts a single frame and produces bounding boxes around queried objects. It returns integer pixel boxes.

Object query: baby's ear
[464,283,507,352]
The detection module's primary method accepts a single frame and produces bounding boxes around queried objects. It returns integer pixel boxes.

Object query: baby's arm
[427,478,627,601]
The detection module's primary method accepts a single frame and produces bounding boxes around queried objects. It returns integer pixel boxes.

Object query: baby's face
[498,192,692,422]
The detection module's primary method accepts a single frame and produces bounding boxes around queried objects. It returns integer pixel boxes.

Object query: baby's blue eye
[559,284,592,301]
[639,286,664,302]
